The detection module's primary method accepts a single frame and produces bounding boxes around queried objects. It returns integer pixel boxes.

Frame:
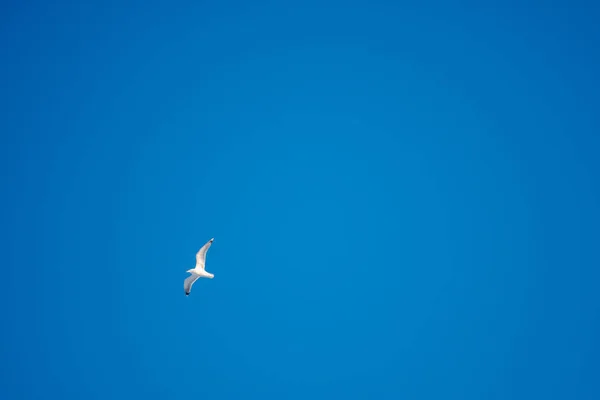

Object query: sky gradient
[2,1,600,399]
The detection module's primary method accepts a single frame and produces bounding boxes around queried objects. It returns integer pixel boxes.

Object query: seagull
[184,238,215,296]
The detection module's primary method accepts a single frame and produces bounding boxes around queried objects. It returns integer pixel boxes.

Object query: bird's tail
[199,270,214,279]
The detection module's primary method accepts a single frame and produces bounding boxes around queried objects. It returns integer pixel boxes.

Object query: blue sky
[1,1,599,399]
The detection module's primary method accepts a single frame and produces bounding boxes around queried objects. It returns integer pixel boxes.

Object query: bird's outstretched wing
[184,273,200,296]
[195,238,214,269]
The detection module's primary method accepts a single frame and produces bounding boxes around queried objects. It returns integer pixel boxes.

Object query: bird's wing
[184,274,200,295]
[195,238,214,269]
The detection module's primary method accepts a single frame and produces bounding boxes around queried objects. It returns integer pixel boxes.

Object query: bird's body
[184,238,215,296]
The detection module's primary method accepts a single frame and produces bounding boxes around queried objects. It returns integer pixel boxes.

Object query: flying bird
[184,238,215,296]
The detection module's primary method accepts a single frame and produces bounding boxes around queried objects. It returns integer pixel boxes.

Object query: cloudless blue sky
[2,1,599,399]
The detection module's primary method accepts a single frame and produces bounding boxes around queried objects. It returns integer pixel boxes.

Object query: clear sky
[2,1,599,399]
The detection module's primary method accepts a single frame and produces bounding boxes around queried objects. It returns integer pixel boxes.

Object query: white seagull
[184,238,215,296]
